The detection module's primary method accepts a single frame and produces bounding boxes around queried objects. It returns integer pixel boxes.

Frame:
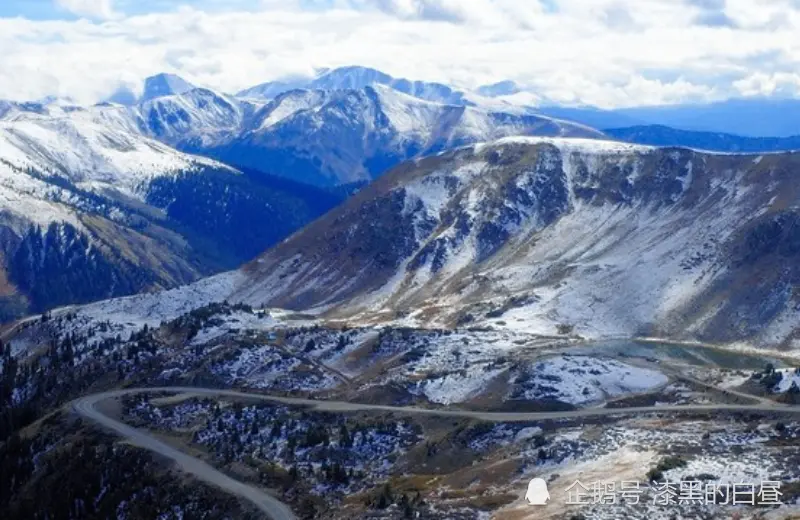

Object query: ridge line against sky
[1,0,800,107]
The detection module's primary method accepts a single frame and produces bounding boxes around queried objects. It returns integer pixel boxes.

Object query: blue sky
[0,0,59,19]
[1,0,799,107]
[2,1,191,18]
[0,0,334,19]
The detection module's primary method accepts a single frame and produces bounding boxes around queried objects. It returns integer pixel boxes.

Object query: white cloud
[733,72,800,97]
[364,0,511,24]
[1,0,799,107]
[54,0,117,20]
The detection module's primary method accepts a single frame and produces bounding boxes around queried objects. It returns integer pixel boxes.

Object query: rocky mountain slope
[10,130,800,348]
[138,84,603,186]
[0,107,341,319]
[224,137,800,348]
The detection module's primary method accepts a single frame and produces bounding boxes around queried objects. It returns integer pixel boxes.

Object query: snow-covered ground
[126,396,422,496]
[500,417,800,520]
[511,355,669,405]
[210,343,339,391]
[0,113,231,200]
[475,135,653,155]
[52,272,243,346]
[283,327,668,407]
[417,364,507,405]
[479,192,743,340]
[362,329,524,404]
[774,368,800,392]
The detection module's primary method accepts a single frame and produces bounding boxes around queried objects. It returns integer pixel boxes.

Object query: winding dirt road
[73,386,800,519]
[73,391,298,520]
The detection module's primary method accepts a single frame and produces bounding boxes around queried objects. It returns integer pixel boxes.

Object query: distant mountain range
[4,64,800,319]
[606,125,800,153]
[103,75,603,187]
[89,66,800,157]
[541,99,800,138]
[0,67,603,317]
[14,65,800,141]
[172,85,601,186]
[237,65,471,106]
[233,66,800,138]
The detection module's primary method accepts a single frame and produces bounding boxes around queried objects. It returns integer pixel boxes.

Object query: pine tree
[339,424,352,448]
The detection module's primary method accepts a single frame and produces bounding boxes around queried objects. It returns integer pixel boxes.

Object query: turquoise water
[562,339,790,370]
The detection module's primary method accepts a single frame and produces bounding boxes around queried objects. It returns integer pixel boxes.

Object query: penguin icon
[525,478,550,505]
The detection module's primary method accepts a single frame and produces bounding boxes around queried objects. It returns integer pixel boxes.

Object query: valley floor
[4,303,800,519]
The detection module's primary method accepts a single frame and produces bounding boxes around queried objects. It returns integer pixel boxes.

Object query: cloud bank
[1,0,799,107]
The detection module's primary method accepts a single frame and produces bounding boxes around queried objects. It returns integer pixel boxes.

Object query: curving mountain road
[73,386,800,519]
[73,392,298,520]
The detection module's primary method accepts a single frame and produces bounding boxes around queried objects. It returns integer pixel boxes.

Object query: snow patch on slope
[372,85,442,138]
[0,110,233,201]
[517,355,668,405]
[257,90,328,129]
[479,136,653,155]
[0,167,83,231]
[417,365,506,405]
[481,192,741,339]
[60,271,245,344]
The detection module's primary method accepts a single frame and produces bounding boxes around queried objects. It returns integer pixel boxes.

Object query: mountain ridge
[6,80,602,188]
[122,83,605,186]
[223,137,800,348]
[0,109,343,318]
[237,65,470,106]
[217,85,603,185]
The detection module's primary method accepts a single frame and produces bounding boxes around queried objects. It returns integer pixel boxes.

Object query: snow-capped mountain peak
[141,73,197,102]
[236,65,470,106]
[227,83,603,185]
[311,65,394,90]
[105,73,198,106]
